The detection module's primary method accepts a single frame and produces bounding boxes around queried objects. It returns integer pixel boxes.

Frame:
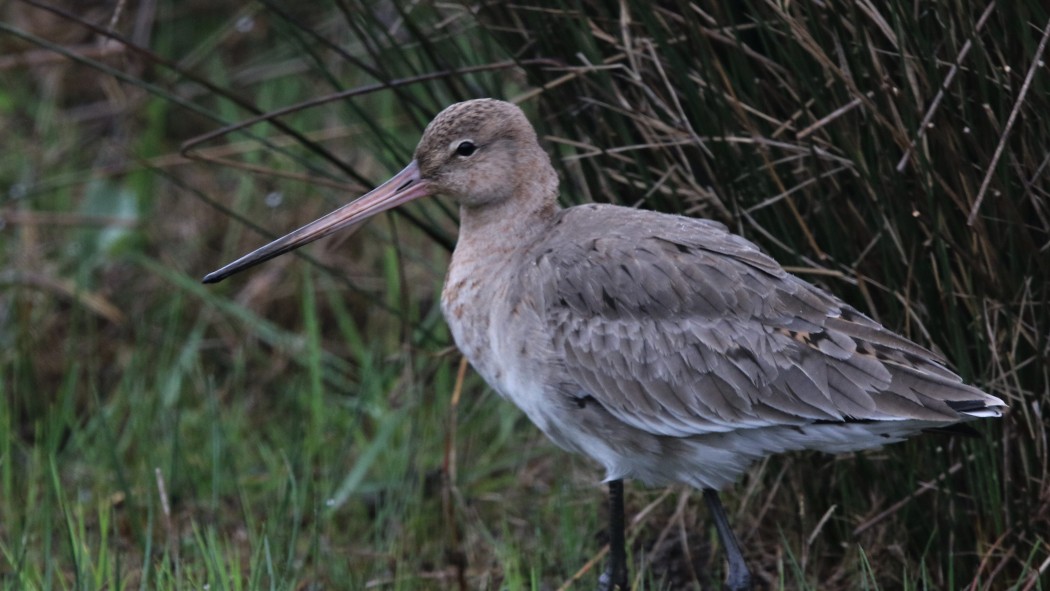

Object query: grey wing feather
[532,205,1003,438]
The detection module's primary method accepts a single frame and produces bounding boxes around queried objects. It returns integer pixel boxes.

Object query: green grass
[1,0,1047,589]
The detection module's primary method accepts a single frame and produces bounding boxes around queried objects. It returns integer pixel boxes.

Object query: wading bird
[204,99,1005,591]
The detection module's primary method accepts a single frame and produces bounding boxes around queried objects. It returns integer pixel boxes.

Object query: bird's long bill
[202,161,429,284]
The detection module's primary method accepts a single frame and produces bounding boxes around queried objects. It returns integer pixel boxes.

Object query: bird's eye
[455,140,477,157]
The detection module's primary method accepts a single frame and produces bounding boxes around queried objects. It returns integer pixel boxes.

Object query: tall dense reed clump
[478,1,1048,587]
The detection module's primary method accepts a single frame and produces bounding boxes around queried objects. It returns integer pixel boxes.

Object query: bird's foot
[597,568,629,591]
[723,564,752,591]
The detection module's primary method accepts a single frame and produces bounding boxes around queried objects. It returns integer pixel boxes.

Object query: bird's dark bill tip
[202,263,252,283]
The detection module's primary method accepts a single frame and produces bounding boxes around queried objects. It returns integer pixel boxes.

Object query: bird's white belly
[482,350,636,477]
[442,279,619,464]
[444,301,555,434]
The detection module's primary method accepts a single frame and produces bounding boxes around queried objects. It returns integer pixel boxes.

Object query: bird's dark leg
[703,488,752,591]
[597,479,629,591]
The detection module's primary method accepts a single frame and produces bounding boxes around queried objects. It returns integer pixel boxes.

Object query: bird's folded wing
[532,206,1000,438]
